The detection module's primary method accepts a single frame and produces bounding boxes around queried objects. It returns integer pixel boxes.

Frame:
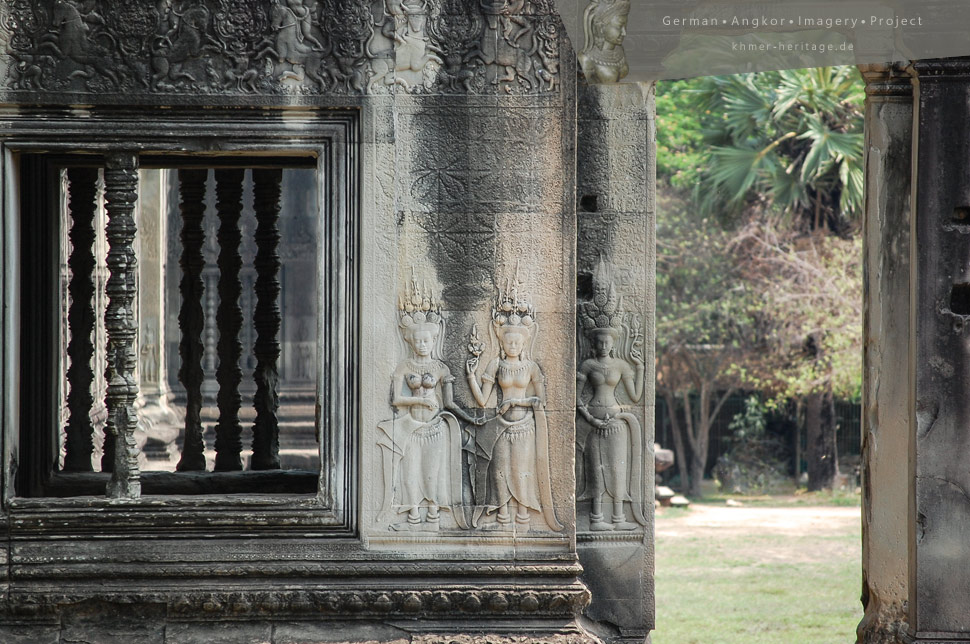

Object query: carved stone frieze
[0,585,590,621]
[0,0,562,98]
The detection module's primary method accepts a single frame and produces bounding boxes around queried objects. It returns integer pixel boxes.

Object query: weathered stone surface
[911,58,970,639]
[574,79,655,642]
[164,622,272,644]
[858,62,914,644]
[0,625,60,644]
[0,1,648,642]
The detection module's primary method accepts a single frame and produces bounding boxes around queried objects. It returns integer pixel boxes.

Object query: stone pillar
[903,58,970,643]
[576,81,656,643]
[857,63,914,644]
[135,169,181,469]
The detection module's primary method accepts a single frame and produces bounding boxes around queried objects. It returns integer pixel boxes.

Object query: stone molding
[2,585,590,621]
[859,63,914,98]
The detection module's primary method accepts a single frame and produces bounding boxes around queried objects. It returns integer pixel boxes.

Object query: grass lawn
[653,500,862,644]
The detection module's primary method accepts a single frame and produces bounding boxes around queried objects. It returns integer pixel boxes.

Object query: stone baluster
[63,167,99,472]
[175,169,208,472]
[103,153,141,498]
[203,270,218,384]
[214,169,245,471]
[250,168,283,470]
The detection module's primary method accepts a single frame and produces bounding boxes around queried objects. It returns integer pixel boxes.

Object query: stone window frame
[1,108,359,536]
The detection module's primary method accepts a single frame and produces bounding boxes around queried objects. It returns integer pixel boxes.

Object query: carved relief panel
[374,271,565,536]
[376,277,469,532]
[576,258,647,531]
[464,275,563,533]
[0,0,562,97]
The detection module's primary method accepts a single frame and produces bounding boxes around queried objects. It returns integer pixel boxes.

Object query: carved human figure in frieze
[471,0,537,92]
[577,0,630,83]
[465,279,563,532]
[254,0,327,82]
[151,0,212,89]
[377,280,469,532]
[367,0,441,91]
[393,0,442,89]
[39,0,120,85]
[576,258,647,530]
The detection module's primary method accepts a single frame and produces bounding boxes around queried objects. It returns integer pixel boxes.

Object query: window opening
[25,154,323,497]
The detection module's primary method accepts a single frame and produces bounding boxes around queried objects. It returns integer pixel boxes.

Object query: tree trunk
[688,452,706,498]
[805,388,838,490]
[663,390,691,493]
[688,384,712,498]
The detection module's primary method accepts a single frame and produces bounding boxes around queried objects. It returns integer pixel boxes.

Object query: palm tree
[691,67,865,491]
[693,67,864,234]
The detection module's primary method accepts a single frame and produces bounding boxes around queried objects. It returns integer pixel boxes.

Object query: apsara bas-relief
[576,258,647,531]
[377,272,563,535]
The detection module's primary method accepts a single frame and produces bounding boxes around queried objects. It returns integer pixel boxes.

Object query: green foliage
[656,191,757,356]
[728,396,767,440]
[716,396,789,495]
[655,78,712,191]
[660,68,865,230]
[731,224,863,401]
[655,68,865,492]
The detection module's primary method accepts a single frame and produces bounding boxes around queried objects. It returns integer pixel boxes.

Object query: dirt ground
[656,503,861,565]
[657,503,861,538]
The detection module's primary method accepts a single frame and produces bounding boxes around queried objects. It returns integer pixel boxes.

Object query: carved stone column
[103,152,141,498]
[63,167,99,472]
[857,63,914,644]
[135,169,182,468]
[575,81,656,644]
[213,168,245,471]
[176,169,208,472]
[250,168,282,470]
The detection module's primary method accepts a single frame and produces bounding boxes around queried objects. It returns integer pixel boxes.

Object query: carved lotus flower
[509,314,521,326]
[596,314,610,328]
[413,311,426,323]
[521,314,533,327]
[610,315,623,327]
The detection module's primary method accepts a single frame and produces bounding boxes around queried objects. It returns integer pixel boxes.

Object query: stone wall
[0,1,656,642]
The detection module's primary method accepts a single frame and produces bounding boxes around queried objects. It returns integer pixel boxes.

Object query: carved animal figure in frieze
[427,4,483,93]
[318,0,371,92]
[38,0,121,86]
[151,1,212,89]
